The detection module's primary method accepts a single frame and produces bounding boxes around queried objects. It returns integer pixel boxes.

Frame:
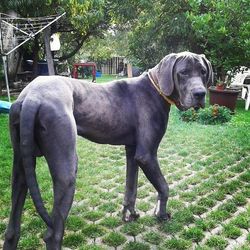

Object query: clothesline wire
[0,12,58,21]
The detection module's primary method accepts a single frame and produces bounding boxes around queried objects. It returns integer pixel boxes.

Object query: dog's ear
[201,54,214,87]
[158,53,178,96]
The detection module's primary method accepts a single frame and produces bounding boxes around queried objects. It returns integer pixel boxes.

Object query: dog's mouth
[177,101,205,111]
[194,103,205,111]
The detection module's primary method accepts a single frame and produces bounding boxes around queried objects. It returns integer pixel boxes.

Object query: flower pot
[216,85,225,91]
[208,86,240,112]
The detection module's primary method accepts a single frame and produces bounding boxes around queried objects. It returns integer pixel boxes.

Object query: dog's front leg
[122,146,140,222]
[135,150,171,221]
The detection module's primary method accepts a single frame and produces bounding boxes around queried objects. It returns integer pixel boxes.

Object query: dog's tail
[20,97,52,228]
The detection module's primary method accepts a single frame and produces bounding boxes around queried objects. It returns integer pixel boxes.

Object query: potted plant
[209,79,240,112]
[215,79,225,90]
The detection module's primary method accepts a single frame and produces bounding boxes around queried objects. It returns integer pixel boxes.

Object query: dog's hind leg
[122,146,140,222]
[4,151,28,250]
[44,154,77,250]
[40,112,78,250]
[4,109,28,250]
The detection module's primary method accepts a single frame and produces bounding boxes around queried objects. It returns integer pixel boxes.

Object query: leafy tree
[75,30,129,63]
[186,0,250,80]
[125,0,250,80]
[0,0,118,76]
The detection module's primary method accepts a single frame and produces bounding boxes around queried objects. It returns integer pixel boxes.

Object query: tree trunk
[44,27,55,75]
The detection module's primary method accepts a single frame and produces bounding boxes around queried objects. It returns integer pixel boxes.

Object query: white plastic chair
[230,72,249,86]
[242,85,250,110]
[231,70,250,110]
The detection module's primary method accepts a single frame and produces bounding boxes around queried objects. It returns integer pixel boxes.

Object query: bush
[179,105,232,125]
[198,105,232,124]
[179,108,198,122]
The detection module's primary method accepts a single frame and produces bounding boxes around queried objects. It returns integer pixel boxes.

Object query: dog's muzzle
[192,88,206,110]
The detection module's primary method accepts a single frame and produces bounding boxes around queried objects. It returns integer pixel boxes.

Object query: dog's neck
[147,71,180,107]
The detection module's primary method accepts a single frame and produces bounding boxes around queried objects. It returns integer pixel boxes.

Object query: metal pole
[0,14,11,102]
[2,56,10,102]
[0,15,11,102]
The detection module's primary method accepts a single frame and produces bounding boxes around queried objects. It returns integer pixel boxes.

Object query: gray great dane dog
[4,52,212,250]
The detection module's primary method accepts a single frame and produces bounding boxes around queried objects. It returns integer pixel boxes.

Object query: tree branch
[58,32,91,61]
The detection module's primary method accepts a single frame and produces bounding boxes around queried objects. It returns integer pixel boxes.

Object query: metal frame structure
[0,12,66,102]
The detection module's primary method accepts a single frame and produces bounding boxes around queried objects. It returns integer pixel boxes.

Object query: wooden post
[44,27,55,75]
[127,63,133,78]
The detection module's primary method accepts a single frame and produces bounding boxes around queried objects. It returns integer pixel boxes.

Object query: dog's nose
[193,90,206,99]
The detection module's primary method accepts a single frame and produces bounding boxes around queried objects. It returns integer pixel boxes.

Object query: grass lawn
[0,77,250,249]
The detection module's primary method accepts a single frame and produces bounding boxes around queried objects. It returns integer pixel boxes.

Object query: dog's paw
[122,208,140,222]
[155,212,171,222]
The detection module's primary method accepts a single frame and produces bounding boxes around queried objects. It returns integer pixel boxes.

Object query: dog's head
[150,51,213,110]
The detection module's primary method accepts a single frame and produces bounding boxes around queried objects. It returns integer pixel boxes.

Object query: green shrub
[179,108,198,122]
[179,105,232,125]
[198,105,232,124]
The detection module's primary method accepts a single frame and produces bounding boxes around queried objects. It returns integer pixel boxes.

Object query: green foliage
[121,222,144,237]
[123,242,150,250]
[1,90,250,249]
[65,215,86,231]
[205,235,228,249]
[178,108,198,122]
[77,31,129,62]
[173,208,194,224]
[100,216,122,229]
[182,227,204,243]
[82,224,106,239]
[143,231,163,245]
[63,233,86,248]
[83,210,105,222]
[18,235,41,249]
[209,210,230,222]
[125,0,250,78]
[232,214,250,229]
[222,224,242,239]
[179,105,232,125]
[102,232,126,248]
[79,245,105,250]
[198,105,232,125]
[186,0,250,79]
[162,238,192,250]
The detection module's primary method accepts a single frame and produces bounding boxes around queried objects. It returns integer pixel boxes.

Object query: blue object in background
[0,100,12,113]
[96,71,102,77]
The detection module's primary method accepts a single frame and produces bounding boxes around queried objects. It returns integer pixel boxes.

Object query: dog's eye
[179,70,189,76]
